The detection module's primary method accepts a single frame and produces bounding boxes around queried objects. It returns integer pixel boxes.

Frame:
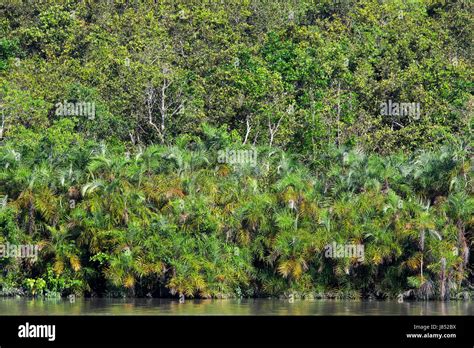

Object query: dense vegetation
[0,0,472,300]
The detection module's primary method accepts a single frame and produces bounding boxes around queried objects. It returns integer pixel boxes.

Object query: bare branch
[243,115,251,145]
[268,113,284,147]
[0,109,5,140]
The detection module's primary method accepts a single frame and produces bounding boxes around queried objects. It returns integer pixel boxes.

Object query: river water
[0,298,472,315]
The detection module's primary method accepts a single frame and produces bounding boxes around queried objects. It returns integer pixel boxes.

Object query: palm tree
[444,192,473,286]
[11,161,59,235]
[40,225,81,275]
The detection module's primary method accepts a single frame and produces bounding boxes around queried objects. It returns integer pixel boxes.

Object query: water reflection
[0,298,473,316]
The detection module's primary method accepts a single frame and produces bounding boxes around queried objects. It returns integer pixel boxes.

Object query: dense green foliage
[0,129,472,299]
[0,0,472,300]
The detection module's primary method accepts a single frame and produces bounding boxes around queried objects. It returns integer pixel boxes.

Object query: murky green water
[0,298,472,315]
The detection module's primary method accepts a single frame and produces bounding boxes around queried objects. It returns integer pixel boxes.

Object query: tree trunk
[439,257,446,300]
